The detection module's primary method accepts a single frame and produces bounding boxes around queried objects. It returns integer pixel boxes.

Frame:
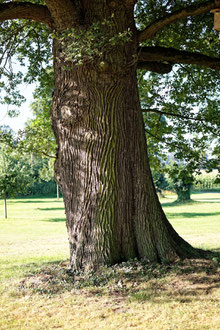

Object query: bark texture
[50,1,209,271]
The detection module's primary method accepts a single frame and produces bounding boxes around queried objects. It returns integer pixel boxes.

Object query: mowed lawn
[0,193,219,329]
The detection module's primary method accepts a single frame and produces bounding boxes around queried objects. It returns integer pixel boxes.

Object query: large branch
[0,2,53,27]
[137,60,173,73]
[138,0,220,42]
[143,108,219,136]
[138,46,220,70]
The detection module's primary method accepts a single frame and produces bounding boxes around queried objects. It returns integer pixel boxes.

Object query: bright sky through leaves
[0,83,34,132]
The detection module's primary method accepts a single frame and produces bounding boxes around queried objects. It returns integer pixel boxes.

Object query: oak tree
[1,0,220,271]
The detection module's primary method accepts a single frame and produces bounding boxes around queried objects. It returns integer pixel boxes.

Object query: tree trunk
[57,183,60,201]
[50,2,207,271]
[176,187,191,202]
[4,192,7,219]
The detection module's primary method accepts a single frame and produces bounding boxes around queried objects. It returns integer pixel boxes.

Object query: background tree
[0,0,220,271]
[166,162,194,202]
[152,170,170,196]
[0,144,33,218]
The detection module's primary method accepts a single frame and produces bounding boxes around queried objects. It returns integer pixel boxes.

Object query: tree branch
[137,60,173,73]
[143,108,219,136]
[138,0,220,42]
[0,2,53,27]
[37,150,56,159]
[142,108,192,119]
[138,46,220,70]
[145,128,183,150]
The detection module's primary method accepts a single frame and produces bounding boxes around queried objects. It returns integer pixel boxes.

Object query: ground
[0,192,219,329]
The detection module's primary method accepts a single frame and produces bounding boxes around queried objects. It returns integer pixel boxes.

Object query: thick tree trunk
[51,2,206,271]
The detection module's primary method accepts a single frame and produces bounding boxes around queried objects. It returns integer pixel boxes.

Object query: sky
[0,83,35,132]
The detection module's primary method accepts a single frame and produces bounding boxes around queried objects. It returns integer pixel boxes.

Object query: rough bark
[45,0,79,30]
[50,2,206,271]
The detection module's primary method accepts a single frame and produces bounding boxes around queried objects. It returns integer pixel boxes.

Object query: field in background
[193,170,220,191]
[0,193,219,329]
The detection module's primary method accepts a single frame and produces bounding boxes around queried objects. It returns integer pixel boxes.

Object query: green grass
[0,198,68,281]
[0,193,219,330]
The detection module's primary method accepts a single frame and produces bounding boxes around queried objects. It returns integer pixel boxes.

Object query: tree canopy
[0,0,219,170]
[0,1,220,94]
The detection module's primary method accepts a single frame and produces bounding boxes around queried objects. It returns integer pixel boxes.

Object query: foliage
[0,131,57,198]
[152,171,170,194]
[139,66,220,175]
[16,67,56,159]
[26,180,57,197]
[194,170,220,191]
[0,19,51,107]
[135,0,220,175]
[166,162,194,201]
[20,156,57,197]
[135,0,219,55]
[57,16,132,65]
[0,144,33,199]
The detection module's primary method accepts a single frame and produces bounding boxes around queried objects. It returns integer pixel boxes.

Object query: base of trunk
[176,190,191,202]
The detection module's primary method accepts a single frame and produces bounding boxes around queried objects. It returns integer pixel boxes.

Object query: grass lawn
[0,193,219,329]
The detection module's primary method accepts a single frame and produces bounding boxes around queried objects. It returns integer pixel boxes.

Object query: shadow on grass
[11,200,58,204]
[161,199,200,207]
[161,201,178,207]
[17,254,220,305]
[43,218,66,222]
[0,259,68,281]
[37,208,64,211]
[166,212,220,219]
[192,190,220,195]
[161,200,220,208]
